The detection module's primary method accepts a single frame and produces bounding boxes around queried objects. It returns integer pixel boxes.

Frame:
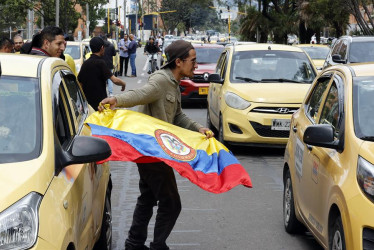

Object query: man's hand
[98,97,117,111]
[199,127,214,139]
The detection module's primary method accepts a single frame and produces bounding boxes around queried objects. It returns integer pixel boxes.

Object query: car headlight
[75,63,81,73]
[224,92,251,110]
[0,192,42,250]
[357,156,374,202]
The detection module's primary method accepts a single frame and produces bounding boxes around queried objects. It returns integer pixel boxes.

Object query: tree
[0,0,34,36]
[343,0,374,35]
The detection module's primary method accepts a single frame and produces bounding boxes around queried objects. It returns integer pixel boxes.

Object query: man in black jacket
[144,37,160,74]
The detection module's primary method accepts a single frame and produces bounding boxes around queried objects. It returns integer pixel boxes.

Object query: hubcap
[332,230,343,250]
[284,178,291,225]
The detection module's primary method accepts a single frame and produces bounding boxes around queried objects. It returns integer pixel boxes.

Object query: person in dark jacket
[102,34,116,96]
[128,34,137,77]
[144,36,160,74]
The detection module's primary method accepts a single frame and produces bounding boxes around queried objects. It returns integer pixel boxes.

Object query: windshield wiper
[235,76,259,83]
[261,78,303,83]
[360,136,374,142]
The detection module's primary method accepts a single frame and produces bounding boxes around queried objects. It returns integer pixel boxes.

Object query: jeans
[107,69,114,96]
[148,54,158,72]
[130,53,137,76]
[125,162,181,250]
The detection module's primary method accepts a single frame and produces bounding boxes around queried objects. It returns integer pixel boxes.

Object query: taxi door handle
[292,125,297,132]
[306,144,313,151]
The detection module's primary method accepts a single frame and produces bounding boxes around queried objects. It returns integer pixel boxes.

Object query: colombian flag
[85,108,252,193]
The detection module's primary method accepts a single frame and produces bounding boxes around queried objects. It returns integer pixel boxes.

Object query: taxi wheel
[329,216,346,250]
[94,190,112,250]
[283,170,304,234]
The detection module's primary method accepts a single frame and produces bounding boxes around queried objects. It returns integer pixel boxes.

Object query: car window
[0,76,41,163]
[319,83,340,134]
[61,72,88,130]
[338,39,348,59]
[301,46,330,60]
[349,42,374,63]
[65,45,80,60]
[353,76,374,138]
[331,40,343,55]
[195,47,224,64]
[230,50,316,83]
[305,77,331,122]
[215,51,226,75]
[52,72,74,145]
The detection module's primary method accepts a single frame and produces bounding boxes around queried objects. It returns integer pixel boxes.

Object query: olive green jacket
[115,68,203,132]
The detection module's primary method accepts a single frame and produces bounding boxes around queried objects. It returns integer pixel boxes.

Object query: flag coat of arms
[85,108,252,193]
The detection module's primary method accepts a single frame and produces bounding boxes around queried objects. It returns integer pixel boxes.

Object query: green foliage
[0,0,33,33]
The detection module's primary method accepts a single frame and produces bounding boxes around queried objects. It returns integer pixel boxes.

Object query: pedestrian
[118,34,130,76]
[78,37,126,111]
[0,37,14,53]
[144,36,160,74]
[98,40,214,250]
[12,35,24,53]
[157,35,163,49]
[128,34,137,77]
[102,34,116,96]
[29,26,65,57]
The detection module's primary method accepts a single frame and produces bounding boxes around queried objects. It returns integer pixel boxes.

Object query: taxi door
[208,50,228,127]
[291,74,332,225]
[300,73,345,242]
[60,70,108,249]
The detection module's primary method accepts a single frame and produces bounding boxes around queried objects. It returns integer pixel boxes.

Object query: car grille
[250,121,290,138]
[251,107,299,114]
[191,74,208,83]
[363,228,374,250]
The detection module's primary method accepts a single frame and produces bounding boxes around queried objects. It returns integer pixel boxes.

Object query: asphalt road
[109,50,323,250]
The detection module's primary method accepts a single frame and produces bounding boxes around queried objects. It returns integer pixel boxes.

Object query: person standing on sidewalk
[98,40,214,250]
[118,34,130,76]
[128,34,137,77]
[78,37,126,110]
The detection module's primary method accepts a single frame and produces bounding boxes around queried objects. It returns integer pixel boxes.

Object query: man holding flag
[99,40,214,250]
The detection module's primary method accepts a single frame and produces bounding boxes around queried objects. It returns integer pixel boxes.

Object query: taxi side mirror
[208,73,224,84]
[303,124,342,150]
[55,135,111,175]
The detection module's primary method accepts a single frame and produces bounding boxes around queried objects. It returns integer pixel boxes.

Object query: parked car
[0,54,112,250]
[207,44,317,147]
[323,36,374,69]
[64,41,91,73]
[180,43,224,103]
[108,38,121,76]
[296,44,330,70]
[287,34,299,45]
[283,63,374,250]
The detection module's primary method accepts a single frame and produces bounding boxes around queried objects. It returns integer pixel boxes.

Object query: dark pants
[125,162,181,250]
[120,56,129,76]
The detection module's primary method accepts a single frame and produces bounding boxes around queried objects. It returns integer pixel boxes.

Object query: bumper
[180,80,209,102]
[30,237,57,249]
[222,103,301,145]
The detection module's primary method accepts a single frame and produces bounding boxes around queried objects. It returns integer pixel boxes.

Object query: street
[109,51,323,250]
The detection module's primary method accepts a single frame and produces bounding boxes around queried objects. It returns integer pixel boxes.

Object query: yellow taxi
[108,38,120,76]
[296,44,330,71]
[64,41,92,73]
[207,43,317,147]
[0,54,112,250]
[283,63,374,250]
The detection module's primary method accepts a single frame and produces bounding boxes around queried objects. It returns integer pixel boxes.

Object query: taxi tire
[94,189,112,250]
[283,170,304,234]
[218,116,225,144]
[329,216,346,250]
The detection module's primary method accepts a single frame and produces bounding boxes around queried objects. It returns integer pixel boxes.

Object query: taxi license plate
[271,119,291,131]
[199,87,209,95]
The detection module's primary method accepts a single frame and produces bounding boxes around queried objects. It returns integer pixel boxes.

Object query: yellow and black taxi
[207,43,317,147]
[296,44,330,71]
[64,41,91,74]
[0,54,112,249]
[283,63,374,250]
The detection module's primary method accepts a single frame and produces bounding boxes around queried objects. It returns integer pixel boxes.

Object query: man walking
[102,34,116,96]
[118,34,130,76]
[144,36,160,74]
[78,37,126,110]
[12,35,24,53]
[98,40,214,250]
[128,34,137,77]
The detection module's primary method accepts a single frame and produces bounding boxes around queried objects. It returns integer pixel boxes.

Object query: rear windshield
[195,47,224,64]
[353,76,374,139]
[0,76,41,163]
[349,42,374,63]
[301,46,330,60]
[65,45,81,59]
[230,50,316,83]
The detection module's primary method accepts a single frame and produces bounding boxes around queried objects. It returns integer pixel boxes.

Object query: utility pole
[135,0,138,37]
[86,3,90,38]
[123,0,127,34]
[116,0,118,40]
[56,0,59,27]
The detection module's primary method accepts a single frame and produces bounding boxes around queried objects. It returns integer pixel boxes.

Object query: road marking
[182,208,217,211]
[137,80,142,84]
[141,73,145,76]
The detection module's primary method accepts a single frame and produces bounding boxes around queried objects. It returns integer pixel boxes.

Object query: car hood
[227,83,311,104]
[0,159,53,211]
[195,63,216,74]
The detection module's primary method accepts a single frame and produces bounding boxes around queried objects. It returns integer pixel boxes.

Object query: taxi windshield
[230,50,316,83]
[0,76,41,163]
[353,76,374,139]
[195,47,224,64]
[301,46,330,60]
[65,45,81,59]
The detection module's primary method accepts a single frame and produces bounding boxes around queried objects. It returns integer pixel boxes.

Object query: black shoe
[147,70,151,74]
[156,66,159,70]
